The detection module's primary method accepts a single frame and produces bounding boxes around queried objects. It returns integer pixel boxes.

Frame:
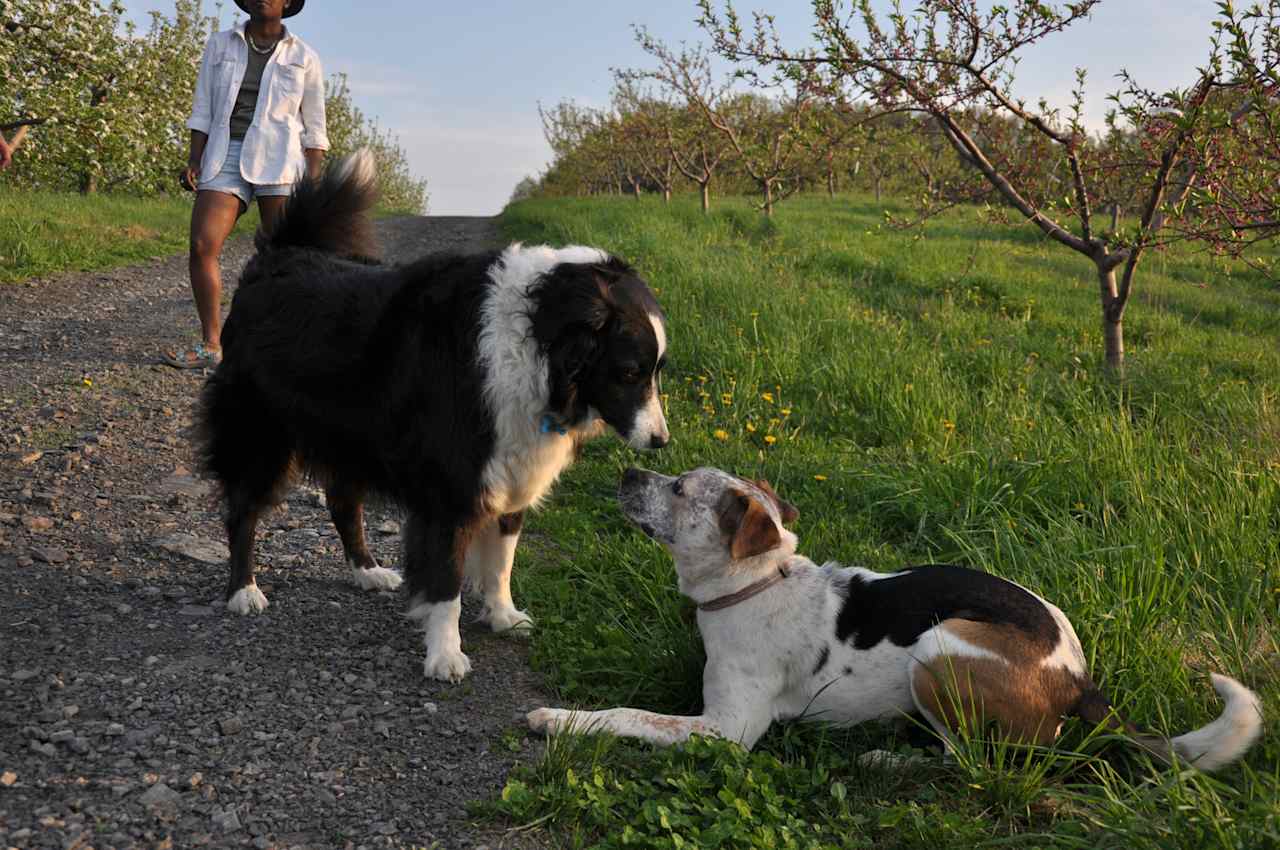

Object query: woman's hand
[304,148,325,181]
[184,130,208,191]
[181,160,200,191]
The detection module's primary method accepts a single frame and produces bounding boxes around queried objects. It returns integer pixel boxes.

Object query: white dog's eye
[672,479,684,496]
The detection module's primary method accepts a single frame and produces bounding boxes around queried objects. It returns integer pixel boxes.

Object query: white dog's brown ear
[718,489,781,560]
[754,479,799,527]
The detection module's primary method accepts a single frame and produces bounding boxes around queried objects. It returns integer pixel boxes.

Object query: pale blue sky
[122,1,1220,215]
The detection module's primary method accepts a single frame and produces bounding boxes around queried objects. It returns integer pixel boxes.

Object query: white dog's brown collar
[697,565,790,612]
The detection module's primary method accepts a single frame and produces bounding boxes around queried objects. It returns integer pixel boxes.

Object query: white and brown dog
[528,467,1263,771]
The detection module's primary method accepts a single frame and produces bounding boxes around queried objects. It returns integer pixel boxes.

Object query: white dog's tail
[1075,673,1262,772]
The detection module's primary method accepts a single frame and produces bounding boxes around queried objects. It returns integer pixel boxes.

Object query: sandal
[161,342,222,370]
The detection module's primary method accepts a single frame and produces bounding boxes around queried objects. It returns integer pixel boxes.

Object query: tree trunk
[874,175,882,204]
[827,168,836,197]
[1097,264,1125,373]
[79,171,98,195]
[632,179,641,200]
[700,182,710,214]
[1110,203,1121,232]
[763,181,774,218]
[663,187,671,204]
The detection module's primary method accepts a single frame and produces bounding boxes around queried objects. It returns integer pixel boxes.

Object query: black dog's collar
[539,414,568,436]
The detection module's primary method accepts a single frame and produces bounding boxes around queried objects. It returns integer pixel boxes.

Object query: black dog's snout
[649,434,669,449]
[622,467,644,486]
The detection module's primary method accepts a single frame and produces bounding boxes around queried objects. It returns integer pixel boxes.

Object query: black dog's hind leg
[221,438,292,613]
[404,509,483,682]
[326,480,403,592]
[225,490,270,614]
[204,378,293,616]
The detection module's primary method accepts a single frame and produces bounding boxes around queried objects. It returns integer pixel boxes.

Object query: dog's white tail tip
[1172,673,1263,772]
[337,147,377,190]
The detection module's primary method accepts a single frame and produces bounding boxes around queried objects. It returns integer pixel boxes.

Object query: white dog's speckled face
[618,467,798,582]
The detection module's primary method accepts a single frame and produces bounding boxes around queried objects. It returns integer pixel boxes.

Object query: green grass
[487,193,1280,848]
[0,190,259,284]
[0,190,418,284]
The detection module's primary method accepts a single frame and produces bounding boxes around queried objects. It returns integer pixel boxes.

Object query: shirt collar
[233,20,294,44]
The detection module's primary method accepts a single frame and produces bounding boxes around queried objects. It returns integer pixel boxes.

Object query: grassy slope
[0,191,258,284]
[491,194,1279,848]
[0,190,417,284]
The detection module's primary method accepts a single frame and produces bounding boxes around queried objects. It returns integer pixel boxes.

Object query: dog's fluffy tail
[256,148,379,259]
[1074,673,1262,772]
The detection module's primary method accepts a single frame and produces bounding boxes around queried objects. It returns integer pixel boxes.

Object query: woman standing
[164,0,328,369]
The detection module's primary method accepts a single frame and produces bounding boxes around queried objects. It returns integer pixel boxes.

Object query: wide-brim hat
[234,0,305,18]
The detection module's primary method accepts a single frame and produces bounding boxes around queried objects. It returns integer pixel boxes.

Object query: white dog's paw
[422,647,472,682]
[527,707,571,735]
[484,605,534,636]
[226,584,269,615]
[351,565,403,592]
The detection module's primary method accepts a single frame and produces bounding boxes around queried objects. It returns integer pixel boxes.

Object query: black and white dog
[198,151,669,681]
[529,467,1262,771]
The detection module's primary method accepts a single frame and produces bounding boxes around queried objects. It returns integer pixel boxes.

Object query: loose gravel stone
[30,545,69,564]
[212,809,242,832]
[138,782,182,808]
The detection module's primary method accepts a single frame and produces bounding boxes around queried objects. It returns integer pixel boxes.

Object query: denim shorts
[201,139,292,206]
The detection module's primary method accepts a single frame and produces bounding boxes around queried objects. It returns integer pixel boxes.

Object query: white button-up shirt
[187,22,329,185]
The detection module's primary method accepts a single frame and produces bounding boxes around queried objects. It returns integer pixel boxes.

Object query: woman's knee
[190,230,224,261]
[190,193,242,260]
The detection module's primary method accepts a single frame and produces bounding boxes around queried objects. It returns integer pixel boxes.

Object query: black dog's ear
[529,264,616,423]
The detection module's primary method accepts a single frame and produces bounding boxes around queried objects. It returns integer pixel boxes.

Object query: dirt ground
[0,217,553,850]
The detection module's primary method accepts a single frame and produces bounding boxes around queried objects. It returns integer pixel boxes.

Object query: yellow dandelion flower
[769,418,781,428]
[713,429,729,441]
[699,375,709,383]
[904,383,913,393]
[814,474,827,481]
[721,393,733,406]
[761,392,775,403]
[780,408,792,416]
[1073,502,1085,511]
[82,378,92,388]
[746,422,757,433]
[764,435,777,446]
[943,420,956,432]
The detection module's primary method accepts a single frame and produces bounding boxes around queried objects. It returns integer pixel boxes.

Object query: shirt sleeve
[300,51,329,151]
[186,35,218,134]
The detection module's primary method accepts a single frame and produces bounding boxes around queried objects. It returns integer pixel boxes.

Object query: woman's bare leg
[188,190,244,352]
[257,195,288,237]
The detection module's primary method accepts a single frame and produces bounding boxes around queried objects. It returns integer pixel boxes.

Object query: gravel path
[0,217,551,850]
